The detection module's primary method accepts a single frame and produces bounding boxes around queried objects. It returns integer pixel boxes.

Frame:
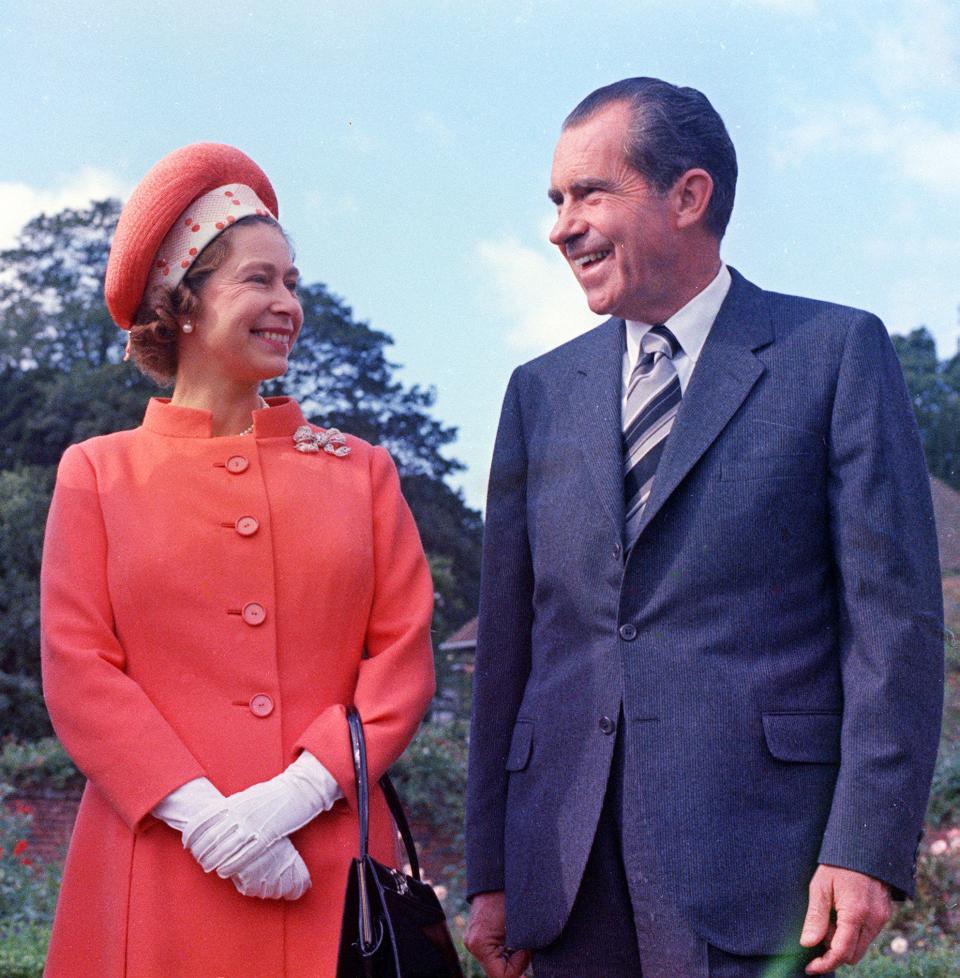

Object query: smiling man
[464,78,944,978]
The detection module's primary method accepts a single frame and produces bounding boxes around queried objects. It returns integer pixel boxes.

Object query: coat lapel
[567,317,627,535]
[635,270,774,536]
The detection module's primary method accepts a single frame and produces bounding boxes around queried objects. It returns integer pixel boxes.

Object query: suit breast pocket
[719,420,825,482]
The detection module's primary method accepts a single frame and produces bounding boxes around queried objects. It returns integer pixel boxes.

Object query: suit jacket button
[242,602,266,626]
[619,623,637,641]
[235,516,260,536]
[599,716,616,735]
[613,543,622,558]
[226,455,249,474]
[249,694,274,717]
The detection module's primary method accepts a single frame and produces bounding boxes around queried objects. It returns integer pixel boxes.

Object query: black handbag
[336,707,465,978]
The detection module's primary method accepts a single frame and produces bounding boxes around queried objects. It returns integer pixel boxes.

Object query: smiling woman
[39,143,436,978]
[127,213,295,388]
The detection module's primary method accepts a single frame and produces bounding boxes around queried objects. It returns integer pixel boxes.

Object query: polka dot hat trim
[147,183,276,294]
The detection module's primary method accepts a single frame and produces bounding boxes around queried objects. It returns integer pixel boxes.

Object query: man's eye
[248,274,269,284]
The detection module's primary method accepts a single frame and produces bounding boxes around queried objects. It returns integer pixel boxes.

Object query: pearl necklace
[238,396,269,436]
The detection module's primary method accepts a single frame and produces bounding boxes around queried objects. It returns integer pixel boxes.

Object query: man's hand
[799,865,892,974]
[465,891,531,978]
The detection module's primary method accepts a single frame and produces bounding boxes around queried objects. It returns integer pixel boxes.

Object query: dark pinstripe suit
[465,268,943,965]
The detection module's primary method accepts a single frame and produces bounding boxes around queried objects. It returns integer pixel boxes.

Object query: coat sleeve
[294,445,435,810]
[41,444,206,830]
[465,369,534,898]
[817,313,944,895]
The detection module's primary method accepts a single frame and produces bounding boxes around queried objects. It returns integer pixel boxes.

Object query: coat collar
[567,267,774,542]
[142,396,308,439]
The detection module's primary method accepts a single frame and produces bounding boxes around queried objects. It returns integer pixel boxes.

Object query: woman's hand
[229,839,311,900]
[153,776,309,899]
[183,751,341,878]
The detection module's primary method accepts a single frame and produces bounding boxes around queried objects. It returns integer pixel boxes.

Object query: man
[464,78,943,978]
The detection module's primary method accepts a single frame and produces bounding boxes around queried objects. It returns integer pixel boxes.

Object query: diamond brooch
[293,424,351,457]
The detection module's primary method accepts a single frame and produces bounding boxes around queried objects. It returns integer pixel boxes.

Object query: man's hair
[564,77,738,239]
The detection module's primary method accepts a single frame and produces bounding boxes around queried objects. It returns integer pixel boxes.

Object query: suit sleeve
[817,313,944,895]
[41,445,206,830]
[465,368,535,898]
[295,445,435,810]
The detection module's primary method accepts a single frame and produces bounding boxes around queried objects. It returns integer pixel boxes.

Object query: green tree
[0,467,55,737]
[0,200,122,372]
[892,327,960,489]
[272,283,462,481]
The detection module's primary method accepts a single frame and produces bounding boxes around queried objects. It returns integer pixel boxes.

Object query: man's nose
[549,205,586,248]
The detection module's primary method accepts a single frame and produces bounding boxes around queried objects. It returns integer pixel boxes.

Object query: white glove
[152,777,225,831]
[230,839,311,900]
[154,776,312,900]
[183,751,341,878]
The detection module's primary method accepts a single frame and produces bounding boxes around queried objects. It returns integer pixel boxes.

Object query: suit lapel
[635,270,774,536]
[568,317,627,535]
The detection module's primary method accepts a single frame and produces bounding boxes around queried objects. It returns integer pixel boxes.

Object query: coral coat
[40,397,435,978]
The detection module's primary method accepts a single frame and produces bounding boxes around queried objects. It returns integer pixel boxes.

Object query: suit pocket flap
[505,720,533,771]
[762,712,841,763]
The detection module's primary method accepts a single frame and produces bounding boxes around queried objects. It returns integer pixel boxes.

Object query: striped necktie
[623,324,682,548]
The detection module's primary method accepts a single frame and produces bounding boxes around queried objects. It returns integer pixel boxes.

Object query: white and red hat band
[147,183,276,294]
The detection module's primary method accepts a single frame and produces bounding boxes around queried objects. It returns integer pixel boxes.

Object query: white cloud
[772,1,960,197]
[415,110,453,145]
[0,168,130,249]
[776,99,960,198]
[860,0,959,93]
[476,225,602,355]
[736,0,819,14]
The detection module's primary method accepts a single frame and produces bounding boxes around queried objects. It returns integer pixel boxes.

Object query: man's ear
[672,168,714,230]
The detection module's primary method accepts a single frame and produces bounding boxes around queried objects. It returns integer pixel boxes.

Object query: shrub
[391,718,467,830]
[0,785,61,932]
[0,740,81,795]
[0,924,49,978]
[840,944,960,976]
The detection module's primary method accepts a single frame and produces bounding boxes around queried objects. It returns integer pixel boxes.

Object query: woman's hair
[127,214,282,386]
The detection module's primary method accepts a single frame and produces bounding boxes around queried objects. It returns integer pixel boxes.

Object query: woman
[40,143,436,977]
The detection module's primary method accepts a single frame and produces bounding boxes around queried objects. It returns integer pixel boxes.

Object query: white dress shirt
[622,264,732,412]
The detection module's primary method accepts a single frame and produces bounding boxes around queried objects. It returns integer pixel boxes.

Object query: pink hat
[105,143,279,330]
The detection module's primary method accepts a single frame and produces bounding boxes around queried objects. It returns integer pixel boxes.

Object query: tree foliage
[0,200,481,738]
[0,200,122,372]
[892,327,960,490]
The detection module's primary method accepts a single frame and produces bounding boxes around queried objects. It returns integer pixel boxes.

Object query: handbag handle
[346,706,422,880]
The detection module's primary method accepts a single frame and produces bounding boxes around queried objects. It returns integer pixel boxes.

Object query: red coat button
[235,516,259,537]
[249,694,274,717]
[226,455,249,474]
[241,602,266,626]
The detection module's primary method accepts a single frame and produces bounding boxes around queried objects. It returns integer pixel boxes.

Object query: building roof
[438,617,478,651]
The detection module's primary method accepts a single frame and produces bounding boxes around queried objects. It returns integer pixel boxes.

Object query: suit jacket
[465,269,944,956]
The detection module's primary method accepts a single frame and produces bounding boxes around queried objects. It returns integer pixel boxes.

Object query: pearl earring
[182,322,194,334]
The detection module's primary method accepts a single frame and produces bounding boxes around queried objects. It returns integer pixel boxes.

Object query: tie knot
[640,324,680,360]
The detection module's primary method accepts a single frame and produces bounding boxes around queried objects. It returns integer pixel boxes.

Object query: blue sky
[2,0,957,509]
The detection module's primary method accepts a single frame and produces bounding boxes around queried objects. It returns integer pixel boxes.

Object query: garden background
[0,197,957,976]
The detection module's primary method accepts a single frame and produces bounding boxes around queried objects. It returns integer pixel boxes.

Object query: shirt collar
[625,263,731,366]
